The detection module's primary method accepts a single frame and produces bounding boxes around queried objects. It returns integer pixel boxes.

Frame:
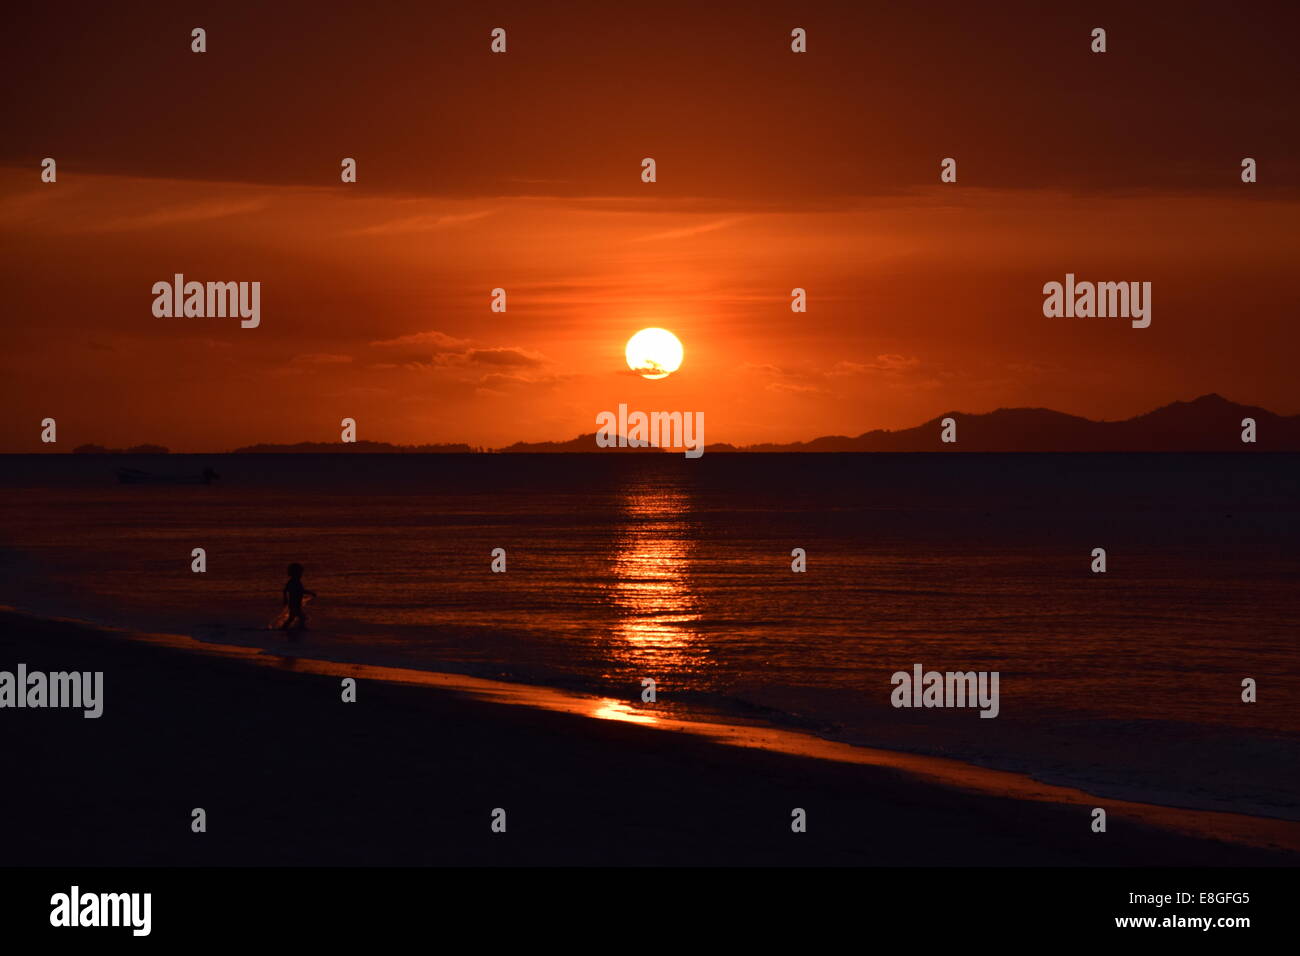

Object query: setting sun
[625,328,684,380]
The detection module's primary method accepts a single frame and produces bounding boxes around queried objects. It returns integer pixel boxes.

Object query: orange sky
[2,1,1298,451]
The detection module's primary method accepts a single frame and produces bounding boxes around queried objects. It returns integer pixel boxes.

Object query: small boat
[116,467,219,485]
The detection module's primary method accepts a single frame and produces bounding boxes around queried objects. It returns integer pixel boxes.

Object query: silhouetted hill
[497,432,664,453]
[728,395,1299,452]
[1108,394,1286,451]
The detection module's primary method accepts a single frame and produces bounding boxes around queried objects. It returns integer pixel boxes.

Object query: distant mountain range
[709,394,1300,452]
[500,395,1299,453]
[62,396,1300,454]
[495,434,662,454]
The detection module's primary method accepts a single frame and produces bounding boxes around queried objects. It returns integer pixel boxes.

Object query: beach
[2,608,1294,867]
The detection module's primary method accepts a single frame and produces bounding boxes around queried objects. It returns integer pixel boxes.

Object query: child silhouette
[281,563,317,636]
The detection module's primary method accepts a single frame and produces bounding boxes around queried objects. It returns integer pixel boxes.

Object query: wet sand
[1,609,1294,866]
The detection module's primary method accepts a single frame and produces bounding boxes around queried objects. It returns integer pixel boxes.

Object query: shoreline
[1,607,1296,865]
[7,599,1295,827]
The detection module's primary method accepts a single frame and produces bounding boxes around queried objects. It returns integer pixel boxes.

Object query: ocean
[1,452,1296,818]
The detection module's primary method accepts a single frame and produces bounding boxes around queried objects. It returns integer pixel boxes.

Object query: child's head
[287,562,304,579]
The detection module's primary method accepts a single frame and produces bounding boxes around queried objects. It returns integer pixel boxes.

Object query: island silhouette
[60,395,1300,455]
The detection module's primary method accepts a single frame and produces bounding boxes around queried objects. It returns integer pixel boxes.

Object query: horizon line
[14,392,1300,455]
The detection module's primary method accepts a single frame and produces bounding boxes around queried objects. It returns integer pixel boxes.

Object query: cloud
[477,371,573,390]
[744,354,926,394]
[87,198,269,233]
[370,329,547,372]
[466,348,545,367]
[370,330,470,352]
[828,354,921,375]
[767,381,829,395]
[631,217,744,242]
[350,209,496,236]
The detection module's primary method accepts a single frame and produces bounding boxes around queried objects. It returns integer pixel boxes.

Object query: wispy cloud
[743,354,926,395]
[828,355,920,375]
[349,209,496,236]
[369,330,470,351]
[631,217,744,242]
[466,348,545,367]
[88,198,269,232]
[370,330,547,371]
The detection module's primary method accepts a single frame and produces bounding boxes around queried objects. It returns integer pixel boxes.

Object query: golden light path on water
[15,605,1300,856]
[604,477,707,676]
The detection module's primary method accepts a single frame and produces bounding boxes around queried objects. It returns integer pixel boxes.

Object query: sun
[625,328,684,380]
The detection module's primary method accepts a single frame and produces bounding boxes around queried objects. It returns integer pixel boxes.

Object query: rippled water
[1,453,1296,815]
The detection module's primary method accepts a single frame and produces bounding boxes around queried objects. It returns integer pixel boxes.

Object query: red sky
[2,1,1298,451]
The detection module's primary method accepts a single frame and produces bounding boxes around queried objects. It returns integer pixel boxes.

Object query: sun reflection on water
[607,478,707,675]
[589,698,660,724]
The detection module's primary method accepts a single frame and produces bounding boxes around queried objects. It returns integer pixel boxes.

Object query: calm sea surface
[1,453,1296,816]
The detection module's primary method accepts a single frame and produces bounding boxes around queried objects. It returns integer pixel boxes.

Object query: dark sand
[1,610,1293,866]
